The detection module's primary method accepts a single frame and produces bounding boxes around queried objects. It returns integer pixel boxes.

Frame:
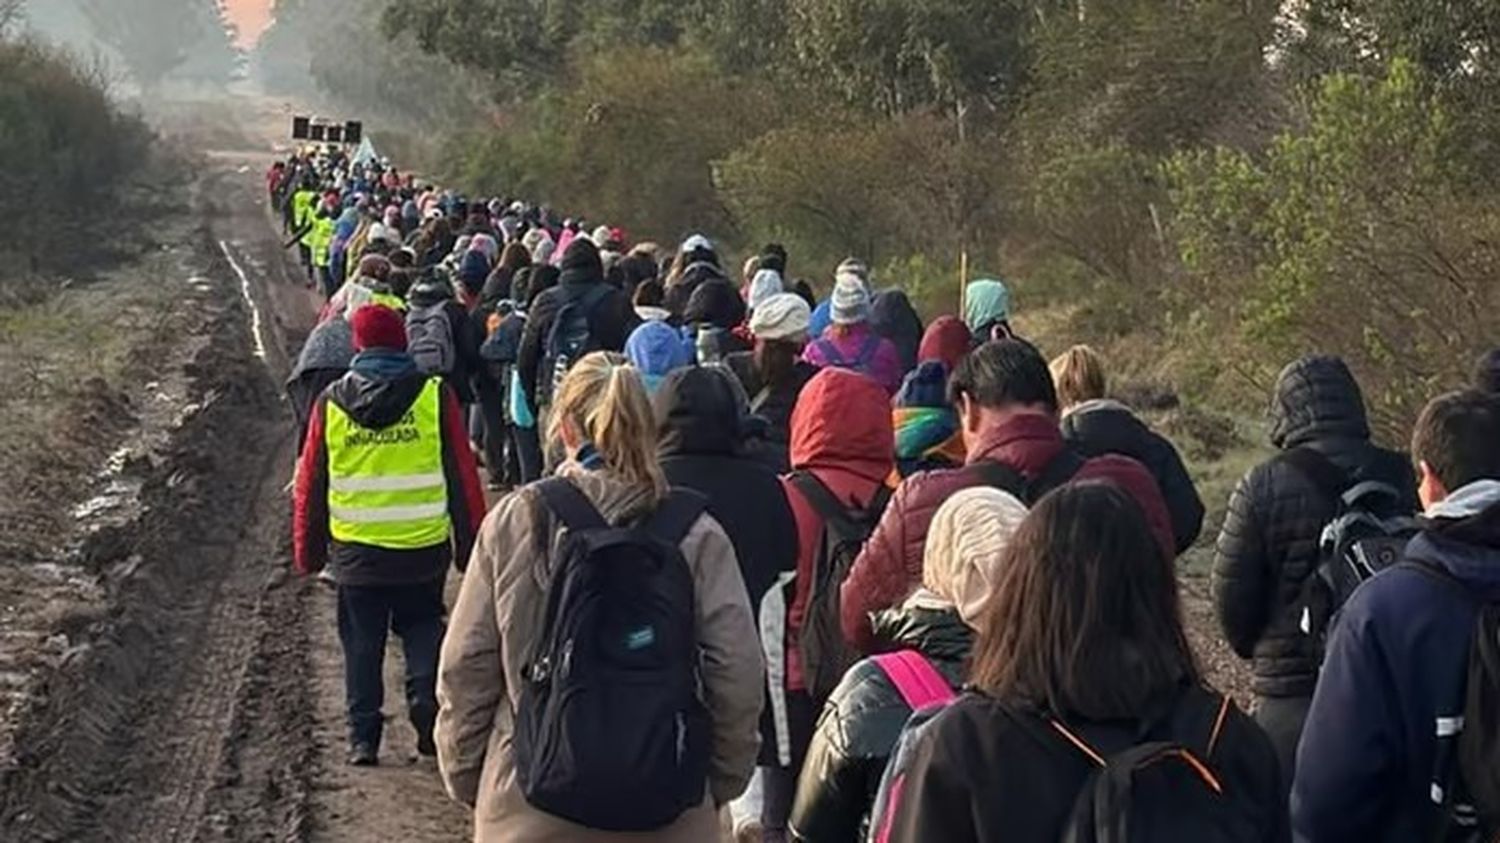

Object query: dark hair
[633,279,665,308]
[1411,390,1500,491]
[948,339,1058,412]
[755,339,802,390]
[969,483,1198,720]
[1474,349,1500,394]
[498,241,531,273]
[792,279,817,310]
[511,267,533,308]
[760,243,788,274]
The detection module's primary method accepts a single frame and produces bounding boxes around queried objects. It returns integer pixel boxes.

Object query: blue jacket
[1292,481,1500,842]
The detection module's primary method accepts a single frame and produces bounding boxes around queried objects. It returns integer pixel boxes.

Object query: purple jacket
[801,323,904,396]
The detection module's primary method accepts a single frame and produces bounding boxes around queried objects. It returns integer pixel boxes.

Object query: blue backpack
[514,479,711,831]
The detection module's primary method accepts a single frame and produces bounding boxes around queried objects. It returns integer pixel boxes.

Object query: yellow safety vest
[370,291,407,312]
[293,189,317,246]
[311,215,336,268]
[324,378,451,550]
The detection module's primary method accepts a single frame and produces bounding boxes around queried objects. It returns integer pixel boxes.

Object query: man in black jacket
[1212,354,1417,788]
[516,238,636,415]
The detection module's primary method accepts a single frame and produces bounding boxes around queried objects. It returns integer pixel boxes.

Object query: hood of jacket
[1269,355,1371,449]
[918,315,971,373]
[1411,483,1500,591]
[326,357,428,430]
[289,316,354,383]
[790,368,894,484]
[870,605,973,664]
[655,366,745,457]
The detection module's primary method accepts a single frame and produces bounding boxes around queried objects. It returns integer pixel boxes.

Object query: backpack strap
[536,477,609,532]
[872,650,956,710]
[789,471,854,523]
[1280,446,1355,501]
[970,460,1028,498]
[971,448,1085,504]
[645,488,710,547]
[853,334,881,368]
[812,338,843,368]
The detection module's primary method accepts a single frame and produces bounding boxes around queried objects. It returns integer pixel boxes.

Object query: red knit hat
[350,304,408,352]
[918,315,973,374]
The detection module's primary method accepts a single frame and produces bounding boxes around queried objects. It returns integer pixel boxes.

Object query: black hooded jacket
[1062,400,1206,555]
[791,607,972,843]
[870,289,923,375]
[517,240,635,408]
[653,366,796,609]
[1211,356,1417,698]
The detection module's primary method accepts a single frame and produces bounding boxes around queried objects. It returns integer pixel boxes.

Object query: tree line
[260,0,1500,438]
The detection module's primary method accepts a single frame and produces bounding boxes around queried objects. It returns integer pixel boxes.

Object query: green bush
[0,37,149,275]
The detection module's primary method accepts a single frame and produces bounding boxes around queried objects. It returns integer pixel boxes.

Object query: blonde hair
[547,351,668,500]
[1050,344,1108,408]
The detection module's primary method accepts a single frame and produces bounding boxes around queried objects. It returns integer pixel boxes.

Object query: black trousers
[336,580,446,749]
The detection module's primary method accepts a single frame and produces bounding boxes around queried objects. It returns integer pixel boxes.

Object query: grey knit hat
[830,273,871,325]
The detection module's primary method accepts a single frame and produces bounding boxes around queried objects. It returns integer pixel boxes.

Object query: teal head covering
[963,278,1011,333]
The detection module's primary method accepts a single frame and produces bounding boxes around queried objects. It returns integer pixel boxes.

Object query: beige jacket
[436,466,764,842]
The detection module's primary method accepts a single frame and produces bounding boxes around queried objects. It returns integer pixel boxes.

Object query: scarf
[350,349,418,381]
[893,406,961,460]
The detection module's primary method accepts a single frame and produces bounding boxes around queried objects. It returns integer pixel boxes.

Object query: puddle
[218,240,269,362]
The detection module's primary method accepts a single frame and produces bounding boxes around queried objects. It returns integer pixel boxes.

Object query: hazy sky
[223,0,273,47]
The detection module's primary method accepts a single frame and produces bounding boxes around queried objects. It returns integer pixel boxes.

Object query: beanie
[894,361,951,409]
[747,268,784,313]
[350,304,408,352]
[919,315,972,373]
[836,257,870,285]
[921,487,1030,628]
[625,321,693,391]
[830,273,871,325]
[749,292,811,342]
[559,238,603,285]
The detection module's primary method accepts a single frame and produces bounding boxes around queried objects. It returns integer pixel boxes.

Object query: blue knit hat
[894,361,951,409]
[625,321,694,392]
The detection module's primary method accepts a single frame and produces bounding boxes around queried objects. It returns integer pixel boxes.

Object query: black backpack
[1049,687,1264,843]
[538,284,611,407]
[969,448,1086,505]
[788,471,891,704]
[1281,447,1421,650]
[514,479,711,831]
[1404,561,1500,841]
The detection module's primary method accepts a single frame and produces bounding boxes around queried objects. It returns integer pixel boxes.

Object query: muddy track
[0,132,320,839]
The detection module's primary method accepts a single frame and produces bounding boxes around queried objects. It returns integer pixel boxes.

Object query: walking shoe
[416,730,437,758]
[347,743,379,767]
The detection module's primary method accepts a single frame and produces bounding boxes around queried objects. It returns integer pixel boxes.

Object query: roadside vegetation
[257,0,1500,449]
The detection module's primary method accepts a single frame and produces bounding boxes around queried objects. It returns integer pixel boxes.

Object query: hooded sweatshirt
[1293,482,1500,842]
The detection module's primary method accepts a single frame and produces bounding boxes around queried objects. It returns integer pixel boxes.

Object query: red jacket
[293,366,486,585]
[840,412,1171,652]
[781,370,894,692]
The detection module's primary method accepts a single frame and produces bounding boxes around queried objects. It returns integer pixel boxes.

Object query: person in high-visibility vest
[289,180,319,288]
[294,304,486,767]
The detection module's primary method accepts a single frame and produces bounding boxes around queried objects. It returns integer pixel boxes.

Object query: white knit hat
[748,292,811,342]
[747,269,784,313]
[919,487,1030,629]
[830,273,871,325]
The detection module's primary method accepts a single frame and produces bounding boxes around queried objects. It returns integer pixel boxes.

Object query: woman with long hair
[436,352,764,842]
[725,292,820,472]
[871,482,1286,842]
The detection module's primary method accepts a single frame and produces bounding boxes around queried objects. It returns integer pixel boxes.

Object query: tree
[1168,59,1500,436]
[77,0,228,89]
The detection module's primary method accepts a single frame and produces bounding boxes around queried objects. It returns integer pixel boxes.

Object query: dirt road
[0,96,471,841]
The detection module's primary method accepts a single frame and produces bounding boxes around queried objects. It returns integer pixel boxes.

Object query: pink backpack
[871,650,956,711]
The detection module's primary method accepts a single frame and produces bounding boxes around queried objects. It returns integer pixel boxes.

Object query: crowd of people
[277,144,1500,843]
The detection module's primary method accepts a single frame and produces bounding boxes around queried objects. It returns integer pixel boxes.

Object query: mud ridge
[0,276,301,841]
